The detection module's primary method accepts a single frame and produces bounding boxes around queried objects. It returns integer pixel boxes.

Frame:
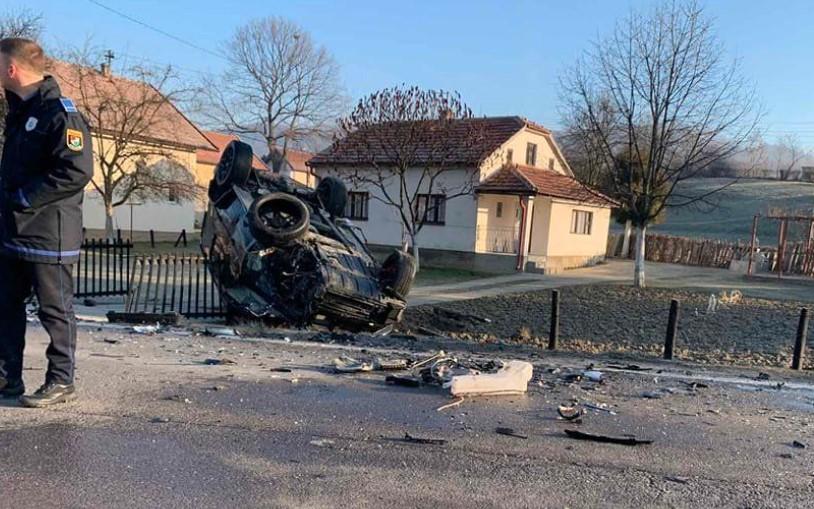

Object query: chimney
[100,62,111,77]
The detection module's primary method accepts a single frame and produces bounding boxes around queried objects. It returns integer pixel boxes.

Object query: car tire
[209,140,254,208]
[249,193,310,246]
[315,176,348,217]
[380,250,417,297]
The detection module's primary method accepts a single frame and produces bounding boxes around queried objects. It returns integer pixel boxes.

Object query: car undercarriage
[200,140,415,331]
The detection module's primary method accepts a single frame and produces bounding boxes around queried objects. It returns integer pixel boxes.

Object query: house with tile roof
[309,116,615,273]
[44,60,216,237]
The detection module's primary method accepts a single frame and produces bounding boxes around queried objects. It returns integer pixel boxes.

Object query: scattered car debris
[103,338,119,344]
[583,402,617,415]
[204,327,240,338]
[132,324,161,335]
[449,360,533,397]
[564,429,652,446]
[269,367,293,373]
[582,370,603,383]
[791,440,807,449]
[495,427,528,439]
[385,375,421,388]
[399,433,447,445]
[150,416,171,424]
[558,405,585,421]
[309,438,336,448]
[560,373,583,384]
[756,372,771,381]
[201,140,415,331]
[436,397,465,412]
[679,381,709,390]
[83,297,97,307]
[606,364,652,371]
[779,452,794,459]
[163,395,192,404]
[333,356,374,373]
[203,358,237,365]
[664,475,690,484]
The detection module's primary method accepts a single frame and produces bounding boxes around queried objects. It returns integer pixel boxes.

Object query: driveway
[409,259,814,306]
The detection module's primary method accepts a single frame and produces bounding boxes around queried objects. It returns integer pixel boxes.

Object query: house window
[496,201,503,218]
[168,187,178,202]
[549,158,555,170]
[346,191,369,220]
[416,194,446,225]
[570,210,593,235]
[526,143,537,166]
[506,149,513,164]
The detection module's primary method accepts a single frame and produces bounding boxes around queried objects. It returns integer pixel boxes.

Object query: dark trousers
[0,256,76,384]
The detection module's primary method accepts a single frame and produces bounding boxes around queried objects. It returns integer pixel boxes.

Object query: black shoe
[0,379,25,398]
[20,382,76,408]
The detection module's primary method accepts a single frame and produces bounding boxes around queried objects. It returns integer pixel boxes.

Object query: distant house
[195,131,267,226]
[309,116,615,273]
[284,148,316,187]
[45,60,216,237]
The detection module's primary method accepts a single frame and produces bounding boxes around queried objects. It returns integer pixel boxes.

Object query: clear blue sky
[18,0,814,147]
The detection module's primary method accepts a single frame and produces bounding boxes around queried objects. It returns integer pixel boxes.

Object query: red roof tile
[46,61,214,151]
[477,164,616,207]
[309,116,545,167]
[197,131,267,170]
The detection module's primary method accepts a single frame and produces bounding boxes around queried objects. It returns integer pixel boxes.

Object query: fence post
[664,299,679,360]
[548,290,559,350]
[792,307,809,370]
[150,229,156,248]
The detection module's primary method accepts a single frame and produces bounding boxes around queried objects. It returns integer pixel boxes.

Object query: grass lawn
[413,266,499,287]
[637,178,814,243]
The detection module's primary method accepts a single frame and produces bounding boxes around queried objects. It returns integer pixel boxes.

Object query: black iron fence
[125,255,225,318]
[76,238,133,298]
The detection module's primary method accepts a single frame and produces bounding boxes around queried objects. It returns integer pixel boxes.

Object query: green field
[633,178,814,243]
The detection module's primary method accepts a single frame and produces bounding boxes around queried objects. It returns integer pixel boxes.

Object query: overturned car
[201,140,416,331]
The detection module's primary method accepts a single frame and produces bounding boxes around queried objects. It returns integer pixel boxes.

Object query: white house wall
[82,192,196,233]
[316,166,478,252]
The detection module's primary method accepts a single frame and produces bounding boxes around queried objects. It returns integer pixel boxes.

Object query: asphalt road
[2,323,814,508]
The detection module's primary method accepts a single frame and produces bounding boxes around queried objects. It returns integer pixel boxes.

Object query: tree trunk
[408,232,420,272]
[621,219,633,258]
[634,224,647,288]
[104,202,115,240]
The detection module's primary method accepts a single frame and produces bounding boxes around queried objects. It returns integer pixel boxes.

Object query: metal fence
[124,255,225,318]
[75,238,133,298]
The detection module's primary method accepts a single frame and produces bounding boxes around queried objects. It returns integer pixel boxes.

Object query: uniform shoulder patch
[66,128,84,152]
[59,97,78,113]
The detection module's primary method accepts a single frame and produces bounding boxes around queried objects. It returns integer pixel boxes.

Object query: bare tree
[317,86,489,269]
[774,134,806,181]
[560,0,761,287]
[203,16,345,174]
[0,9,43,148]
[59,50,202,238]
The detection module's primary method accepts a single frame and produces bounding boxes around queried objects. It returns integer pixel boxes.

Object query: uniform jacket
[0,75,93,264]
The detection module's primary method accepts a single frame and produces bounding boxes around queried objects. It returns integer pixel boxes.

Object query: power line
[86,0,229,62]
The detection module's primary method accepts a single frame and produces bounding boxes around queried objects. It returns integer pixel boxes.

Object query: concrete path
[409,259,814,306]
[2,324,814,508]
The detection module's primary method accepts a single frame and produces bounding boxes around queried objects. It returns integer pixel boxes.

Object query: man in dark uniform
[0,38,93,407]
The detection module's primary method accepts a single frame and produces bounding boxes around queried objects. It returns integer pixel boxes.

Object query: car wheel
[249,193,310,246]
[379,250,417,297]
[315,176,348,217]
[210,140,254,208]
